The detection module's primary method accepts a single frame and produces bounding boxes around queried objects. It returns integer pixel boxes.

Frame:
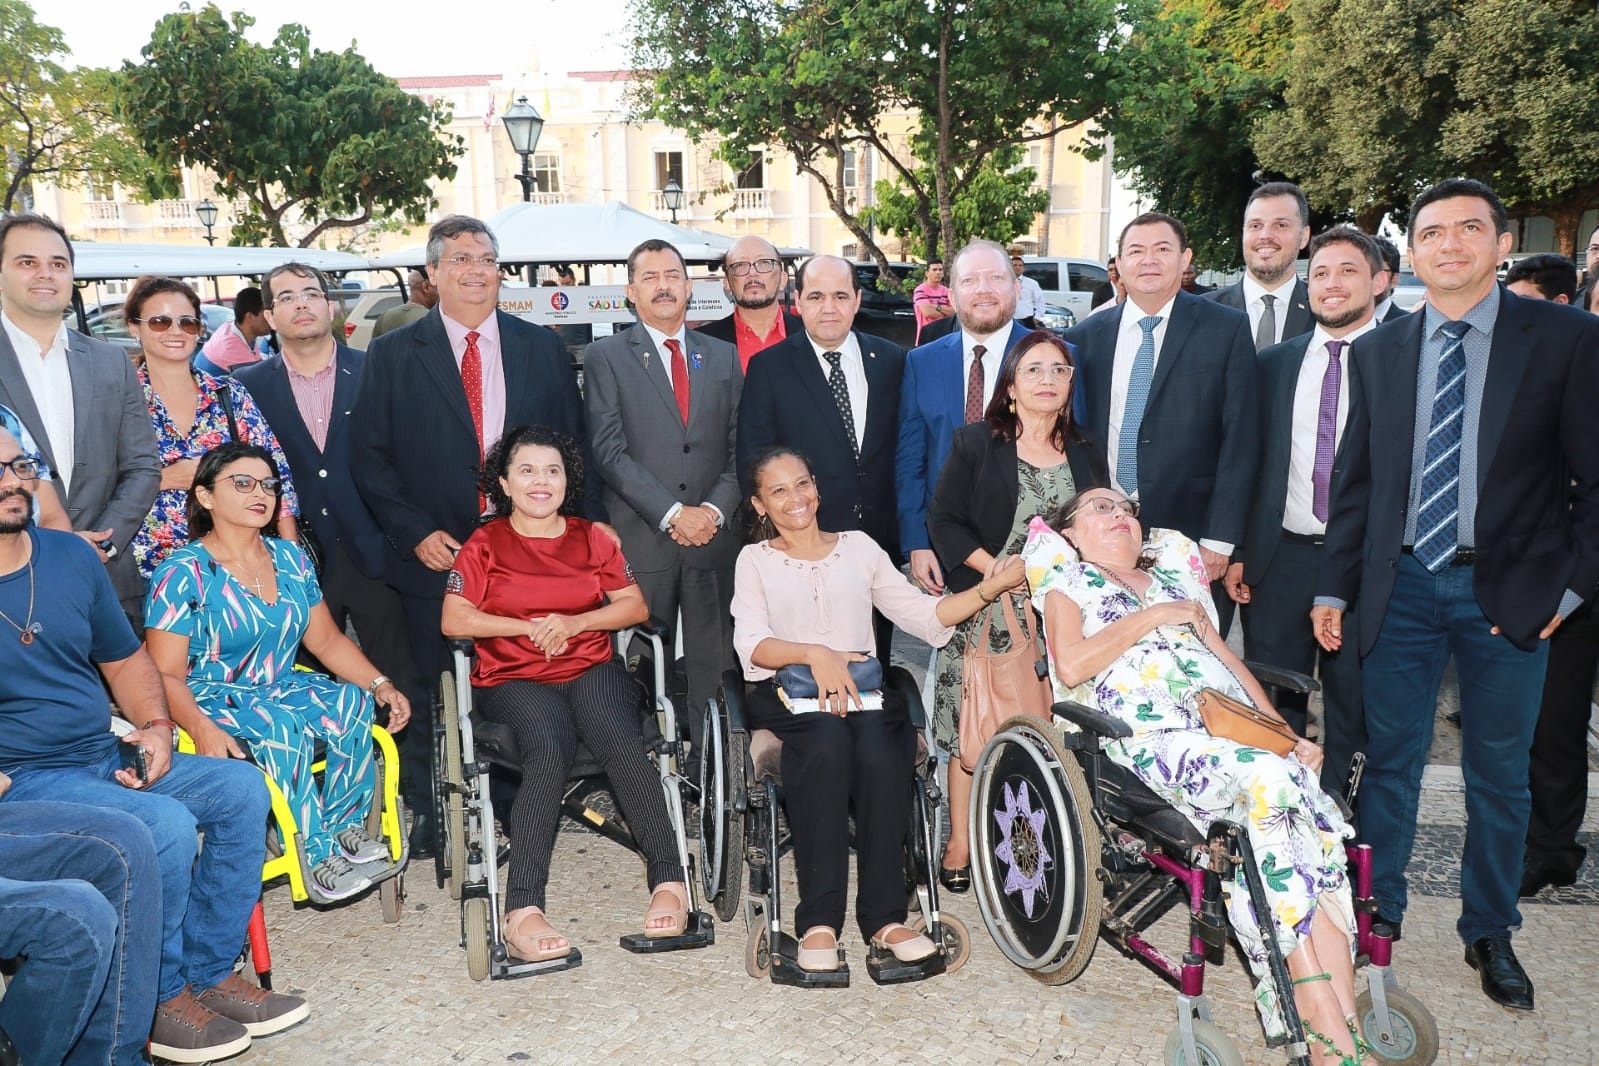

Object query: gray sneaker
[149,986,251,1063]
[195,973,309,1037]
[334,825,390,865]
[307,853,372,902]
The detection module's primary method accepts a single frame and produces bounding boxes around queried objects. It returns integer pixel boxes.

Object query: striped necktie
[1413,320,1471,571]
[1116,315,1162,495]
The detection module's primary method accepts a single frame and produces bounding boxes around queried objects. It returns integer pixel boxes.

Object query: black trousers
[400,591,450,820]
[632,563,735,768]
[1240,537,1364,799]
[745,681,916,939]
[1527,599,1598,872]
[477,661,681,911]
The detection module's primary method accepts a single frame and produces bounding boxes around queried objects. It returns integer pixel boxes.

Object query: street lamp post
[501,96,545,203]
[196,197,219,246]
[662,178,684,224]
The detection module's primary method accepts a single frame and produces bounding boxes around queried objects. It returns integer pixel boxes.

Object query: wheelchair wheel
[1162,1018,1245,1066]
[438,670,468,901]
[909,913,972,974]
[380,873,402,924]
[970,716,1103,985]
[1355,985,1439,1065]
[463,897,491,982]
[699,691,746,924]
[745,926,771,979]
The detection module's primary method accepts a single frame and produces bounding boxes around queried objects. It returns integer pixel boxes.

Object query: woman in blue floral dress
[123,275,299,583]
[1023,486,1365,1065]
[145,442,410,904]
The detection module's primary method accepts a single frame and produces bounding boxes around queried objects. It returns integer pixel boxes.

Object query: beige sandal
[504,907,571,962]
[796,926,842,972]
[870,922,937,963]
[643,882,690,939]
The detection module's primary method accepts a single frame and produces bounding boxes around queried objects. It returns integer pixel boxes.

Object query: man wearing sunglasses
[697,235,801,371]
[0,214,160,623]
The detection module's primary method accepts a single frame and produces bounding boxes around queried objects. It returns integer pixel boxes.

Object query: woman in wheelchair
[440,425,690,964]
[145,442,411,904]
[731,447,1022,974]
[1029,486,1365,1065]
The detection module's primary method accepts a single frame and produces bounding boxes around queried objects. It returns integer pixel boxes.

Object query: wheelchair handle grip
[446,637,475,656]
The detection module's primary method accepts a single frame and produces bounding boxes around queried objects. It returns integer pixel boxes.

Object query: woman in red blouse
[441,425,688,963]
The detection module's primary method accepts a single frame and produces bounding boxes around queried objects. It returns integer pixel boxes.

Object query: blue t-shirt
[0,528,141,771]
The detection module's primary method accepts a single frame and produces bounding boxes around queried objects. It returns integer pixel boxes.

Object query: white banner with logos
[496,283,733,326]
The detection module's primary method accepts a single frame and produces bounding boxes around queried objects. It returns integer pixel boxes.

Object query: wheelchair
[435,624,713,981]
[968,664,1439,1066]
[699,665,973,988]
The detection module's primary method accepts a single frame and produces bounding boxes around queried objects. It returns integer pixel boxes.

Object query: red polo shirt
[732,311,788,371]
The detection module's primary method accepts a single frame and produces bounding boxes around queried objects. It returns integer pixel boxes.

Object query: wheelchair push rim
[699,687,746,925]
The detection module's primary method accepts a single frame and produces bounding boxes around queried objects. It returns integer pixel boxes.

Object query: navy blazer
[1239,332,1315,583]
[1065,291,1259,548]
[895,321,1028,553]
[235,345,386,581]
[1208,278,1314,345]
[737,329,906,557]
[1318,287,1599,653]
[350,309,593,597]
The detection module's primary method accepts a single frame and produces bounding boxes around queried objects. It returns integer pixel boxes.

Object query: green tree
[113,5,461,247]
[628,0,1125,276]
[866,147,1050,259]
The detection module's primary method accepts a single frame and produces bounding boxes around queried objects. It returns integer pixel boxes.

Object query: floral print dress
[133,367,299,580]
[1022,519,1353,1036]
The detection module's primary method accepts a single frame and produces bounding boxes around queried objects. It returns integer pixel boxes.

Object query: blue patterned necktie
[1117,315,1162,495]
[1413,320,1471,571]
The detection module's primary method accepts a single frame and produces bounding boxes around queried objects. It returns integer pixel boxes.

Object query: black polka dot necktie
[823,350,859,460]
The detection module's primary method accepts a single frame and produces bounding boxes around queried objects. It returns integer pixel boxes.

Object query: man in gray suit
[0,214,158,620]
[584,239,742,772]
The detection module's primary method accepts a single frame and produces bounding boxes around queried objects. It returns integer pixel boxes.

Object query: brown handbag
[958,596,1053,771]
[1196,687,1297,757]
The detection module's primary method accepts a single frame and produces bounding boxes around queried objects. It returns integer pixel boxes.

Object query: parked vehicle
[1017,256,1108,320]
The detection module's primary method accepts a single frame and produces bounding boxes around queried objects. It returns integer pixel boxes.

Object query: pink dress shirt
[440,311,507,451]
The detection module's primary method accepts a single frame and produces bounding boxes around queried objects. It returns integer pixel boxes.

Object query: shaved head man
[699,234,802,369]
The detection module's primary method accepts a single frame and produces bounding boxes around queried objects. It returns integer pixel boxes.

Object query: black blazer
[1318,287,1599,652]
[1208,278,1314,345]
[235,345,387,581]
[1239,332,1315,583]
[696,310,804,351]
[1376,300,1412,325]
[737,330,906,557]
[1065,291,1260,548]
[350,309,595,597]
[928,422,1109,593]
[918,315,959,344]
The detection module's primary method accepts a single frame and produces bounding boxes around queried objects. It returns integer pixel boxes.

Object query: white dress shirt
[640,322,721,530]
[806,331,868,445]
[1015,275,1047,320]
[960,324,1010,414]
[1242,274,1301,349]
[2,311,75,495]
[1283,320,1376,535]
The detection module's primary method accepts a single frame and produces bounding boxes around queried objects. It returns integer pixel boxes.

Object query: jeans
[1359,554,1549,943]
[0,801,160,1066]
[5,745,271,1003]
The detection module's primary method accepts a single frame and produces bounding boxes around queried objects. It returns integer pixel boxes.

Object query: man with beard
[584,239,741,776]
[697,236,800,371]
[1209,182,1314,350]
[896,239,1029,594]
[1225,226,1383,796]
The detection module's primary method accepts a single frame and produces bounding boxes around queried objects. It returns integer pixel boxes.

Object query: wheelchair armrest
[886,666,928,730]
[447,638,475,657]
[635,618,667,640]
[720,670,751,734]
[1243,660,1320,696]
[1052,700,1132,740]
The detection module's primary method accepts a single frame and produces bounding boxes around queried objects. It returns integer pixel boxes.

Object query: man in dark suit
[1226,226,1384,797]
[1372,235,1409,323]
[737,254,906,661]
[1313,179,1599,1012]
[351,214,593,855]
[897,239,1029,594]
[696,236,801,372]
[584,239,742,771]
[0,214,159,623]
[1066,211,1259,629]
[1208,182,1313,350]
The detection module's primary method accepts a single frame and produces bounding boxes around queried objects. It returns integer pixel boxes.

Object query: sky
[59,0,632,79]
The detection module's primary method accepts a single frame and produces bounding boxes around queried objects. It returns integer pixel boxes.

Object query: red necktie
[462,330,485,455]
[665,338,691,424]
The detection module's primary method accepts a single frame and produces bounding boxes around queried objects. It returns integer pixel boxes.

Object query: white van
[1018,257,1109,320]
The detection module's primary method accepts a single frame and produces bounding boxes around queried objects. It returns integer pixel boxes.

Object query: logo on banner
[550,291,570,311]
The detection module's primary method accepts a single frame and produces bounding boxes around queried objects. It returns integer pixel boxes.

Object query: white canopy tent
[70,242,370,282]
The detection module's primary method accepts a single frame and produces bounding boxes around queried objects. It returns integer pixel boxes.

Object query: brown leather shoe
[149,986,251,1064]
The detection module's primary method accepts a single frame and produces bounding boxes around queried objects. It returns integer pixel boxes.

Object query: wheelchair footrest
[618,911,716,953]
[769,933,851,988]
[492,946,584,980]
[864,946,947,986]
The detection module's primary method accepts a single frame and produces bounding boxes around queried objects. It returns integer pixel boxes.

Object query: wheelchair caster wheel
[745,927,771,979]
[907,913,972,974]
[463,897,491,981]
[379,872,402,924]
[1356,985,1439,1065]
[1162,1018,1244,1066]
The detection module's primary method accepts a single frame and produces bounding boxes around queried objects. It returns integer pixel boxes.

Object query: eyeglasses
[441,255,499,270]
[218,474,283,495]
[133,315,203,336]
[1017,364,1073,382]
[726,258,780,277]
[1066,496,1139,522]
[272,289,328,308]
[0,456,42,480]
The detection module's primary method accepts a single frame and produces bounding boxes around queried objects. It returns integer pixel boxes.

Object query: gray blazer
[0,327,159,599]
[583,324,742,573]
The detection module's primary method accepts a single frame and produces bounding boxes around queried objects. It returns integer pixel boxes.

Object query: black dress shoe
[1519,856,1580,898]
[1464,936,1535,1011]
[408,811,437,861]
[938,865,971,893]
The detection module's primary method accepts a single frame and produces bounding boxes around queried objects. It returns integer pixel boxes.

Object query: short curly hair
[480,425,585,518]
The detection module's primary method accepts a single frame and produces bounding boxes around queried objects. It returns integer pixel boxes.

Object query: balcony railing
[731,188,770,216]
[84,201,124,228]
[528,191,567,205]
[155,199,198,227]
[651,189,691,216]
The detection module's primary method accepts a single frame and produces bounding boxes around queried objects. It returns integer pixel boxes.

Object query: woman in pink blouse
[731,447,1021,974]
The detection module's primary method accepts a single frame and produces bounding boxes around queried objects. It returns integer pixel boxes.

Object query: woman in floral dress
[123,275,299,585]
[1024,486,1365,1065]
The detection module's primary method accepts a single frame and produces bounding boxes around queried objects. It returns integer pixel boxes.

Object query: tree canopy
[113,4,461,247]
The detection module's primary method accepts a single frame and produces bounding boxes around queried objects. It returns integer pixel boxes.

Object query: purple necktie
[1311,339,1345,523]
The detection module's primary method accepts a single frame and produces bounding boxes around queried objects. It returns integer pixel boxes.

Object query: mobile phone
[118,739,149,784]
